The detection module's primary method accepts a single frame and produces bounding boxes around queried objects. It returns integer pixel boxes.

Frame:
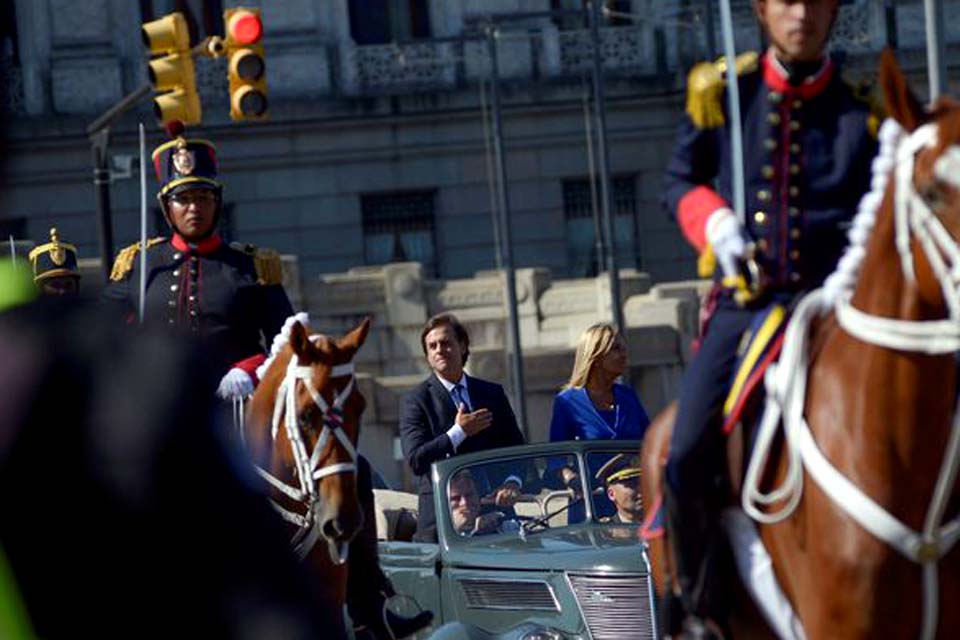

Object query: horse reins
[743,120,960,640]
[240,344,358,564]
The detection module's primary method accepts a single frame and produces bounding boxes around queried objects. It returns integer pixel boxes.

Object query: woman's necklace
[587,387,616,410]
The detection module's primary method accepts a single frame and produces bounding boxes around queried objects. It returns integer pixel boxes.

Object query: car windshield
[446,453,586,537]
[585,451,644,524]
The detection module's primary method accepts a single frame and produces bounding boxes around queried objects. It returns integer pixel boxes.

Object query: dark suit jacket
[399,374,525,541]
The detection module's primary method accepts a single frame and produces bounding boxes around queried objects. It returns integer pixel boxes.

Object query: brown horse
[243,316,371,632]
[642,51,960,639]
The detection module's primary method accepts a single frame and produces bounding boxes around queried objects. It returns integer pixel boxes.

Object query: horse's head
[248,317,371,565]
[879,49,960,316]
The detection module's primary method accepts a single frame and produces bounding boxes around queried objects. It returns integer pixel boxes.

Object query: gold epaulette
[231,242,284,285]
[686,51,759,129]
[109,238,165,282]
[845,75,886,140]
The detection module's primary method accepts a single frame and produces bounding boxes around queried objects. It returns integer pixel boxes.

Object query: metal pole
[718,0,745,224]
[486,25,528,436]
[588,1,625,333]
[582,82,605,278]
[87,82,152,283]
[138,123,148,323]
[91,129,115,284]
[924,0,947,102]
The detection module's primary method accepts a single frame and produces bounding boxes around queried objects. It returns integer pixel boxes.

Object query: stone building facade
[4,0,960,486]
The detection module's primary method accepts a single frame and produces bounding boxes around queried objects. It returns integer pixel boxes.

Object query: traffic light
[142,12,201,125]
[224,8,268,121]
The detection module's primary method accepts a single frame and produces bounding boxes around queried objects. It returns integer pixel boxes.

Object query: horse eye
[922,183,946,209]
[298,408,316,429]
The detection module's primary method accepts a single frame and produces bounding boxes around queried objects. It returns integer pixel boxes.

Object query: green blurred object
[0,545,35,640]
[0,259,37,312]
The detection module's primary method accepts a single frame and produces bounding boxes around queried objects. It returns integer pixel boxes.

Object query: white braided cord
[742,119,960,640]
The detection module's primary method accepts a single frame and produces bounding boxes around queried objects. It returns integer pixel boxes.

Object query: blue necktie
[451,383,470,412]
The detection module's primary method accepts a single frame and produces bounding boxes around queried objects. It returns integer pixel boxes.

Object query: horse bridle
[241,344,358,564]
[743,120,960,640]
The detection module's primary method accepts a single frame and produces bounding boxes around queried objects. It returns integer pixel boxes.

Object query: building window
[0,0,18,63]
[563,176,638,278]
[349,0,431,45]
[362,190,436,275]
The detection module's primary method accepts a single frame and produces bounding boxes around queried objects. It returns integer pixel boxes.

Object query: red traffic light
[228,11,262,45]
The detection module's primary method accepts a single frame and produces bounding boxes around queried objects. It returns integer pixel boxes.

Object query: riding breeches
[666,298,756,498]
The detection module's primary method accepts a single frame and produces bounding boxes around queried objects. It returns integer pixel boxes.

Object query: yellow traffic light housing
[142,12,201,125]
[224,8,268,121]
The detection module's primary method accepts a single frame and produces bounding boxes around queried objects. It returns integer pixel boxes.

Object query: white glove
[706,207,746,278]
[217,367,255,400]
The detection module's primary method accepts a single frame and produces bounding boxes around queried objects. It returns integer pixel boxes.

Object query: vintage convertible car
[373,440,658,640]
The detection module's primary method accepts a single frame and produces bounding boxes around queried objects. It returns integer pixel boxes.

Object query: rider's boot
[352,590,434,640]
[349,456,434,639]
[664,485,726,640]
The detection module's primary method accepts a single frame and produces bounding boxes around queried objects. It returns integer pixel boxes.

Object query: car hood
[444,524,645,572]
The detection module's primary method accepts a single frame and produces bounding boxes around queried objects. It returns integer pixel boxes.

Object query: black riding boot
[663,485,726,640]
[348,457,434,640]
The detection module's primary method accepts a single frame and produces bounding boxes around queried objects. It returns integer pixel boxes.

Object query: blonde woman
[549,323,650,442]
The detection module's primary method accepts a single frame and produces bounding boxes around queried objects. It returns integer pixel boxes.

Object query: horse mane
[256,311,311,381]
[820,117,904,308]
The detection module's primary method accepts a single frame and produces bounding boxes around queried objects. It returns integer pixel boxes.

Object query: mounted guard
[102,121,292,395]
[660,0,879,636]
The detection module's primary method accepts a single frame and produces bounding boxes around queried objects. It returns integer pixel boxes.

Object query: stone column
[47,0,123,114]
[14,0,51,115]
[324,0,357,94]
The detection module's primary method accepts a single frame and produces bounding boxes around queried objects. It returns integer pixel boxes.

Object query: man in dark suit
[399,313,526,541]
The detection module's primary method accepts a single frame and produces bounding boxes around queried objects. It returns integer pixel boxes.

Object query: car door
[378,541,442,627]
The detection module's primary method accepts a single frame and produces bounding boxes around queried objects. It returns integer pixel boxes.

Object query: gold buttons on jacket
[789,186,799,198]
[764,138,778,151]
[790,228,801,239]
[789,164,800,175]
[790,143,801,154]
[767,112,781,125]
[754,211,768,224]
[757,238,769,252]
[762,165,775,178]
[789,120,801,132]
[170,284,178,292]
[790,272,802,283]
[790,249,800,260]
[789,207,800,218]
[792,100,803,110]
[757,189,772,203]
[768,91,783,104]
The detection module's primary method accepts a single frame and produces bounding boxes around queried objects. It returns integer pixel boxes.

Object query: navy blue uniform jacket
[663,51,878,291]
[103,233,293,380]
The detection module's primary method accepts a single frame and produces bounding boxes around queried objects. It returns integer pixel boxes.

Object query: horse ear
[289,321,313,360]
[337,317,371,354]
[880,47,926,132]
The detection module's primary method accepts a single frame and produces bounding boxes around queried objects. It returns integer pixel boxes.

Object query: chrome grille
[568,573,656,640]
[458,579,559,611]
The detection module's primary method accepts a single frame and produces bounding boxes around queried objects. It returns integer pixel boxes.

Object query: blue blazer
[549,383,650,441]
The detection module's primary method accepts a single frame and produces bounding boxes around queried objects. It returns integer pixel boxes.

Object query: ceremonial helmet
[152,121,223,233]
[28,227,81,284]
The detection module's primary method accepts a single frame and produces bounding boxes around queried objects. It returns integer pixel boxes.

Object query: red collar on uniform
[762,50,834,100]
[171,233,222,255]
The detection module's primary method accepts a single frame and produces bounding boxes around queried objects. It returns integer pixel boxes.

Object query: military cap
[595,454,641,486]
[152,121,221,198]
[28,228,80,283]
